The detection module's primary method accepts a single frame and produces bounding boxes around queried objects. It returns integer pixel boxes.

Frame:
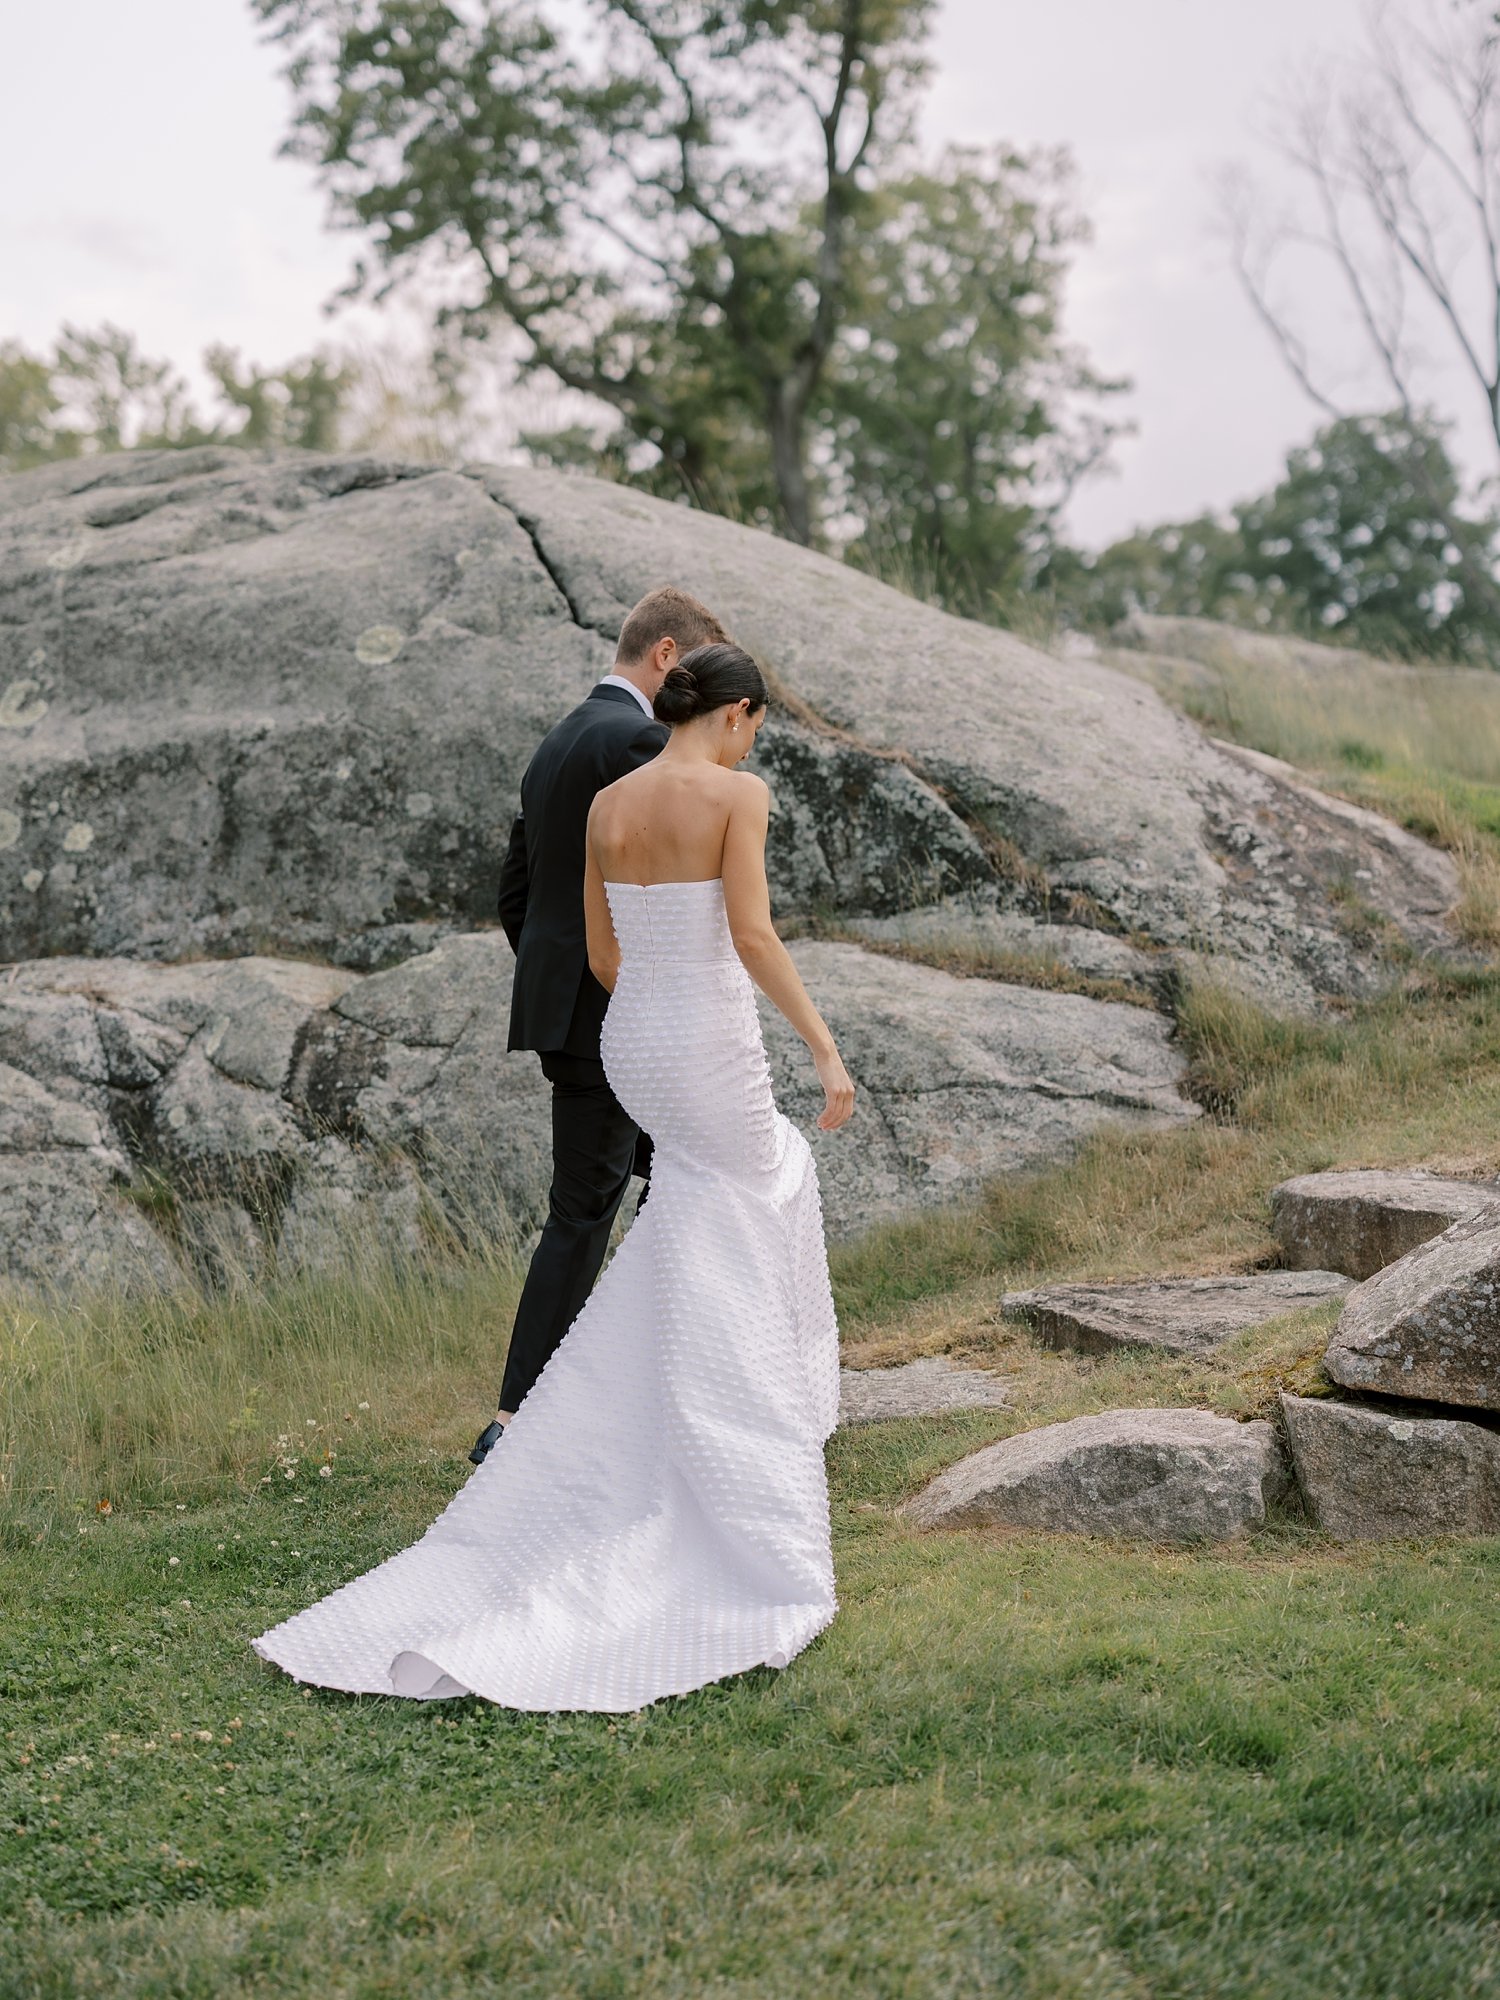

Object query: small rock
[1281,1392,1500,1538]
[1271,1168,1500,1280]
[1002,1269,1350,1357]
[1324,1207,1500,1411]
[901,1408,1290,1542]
[837,1357,1010,1425]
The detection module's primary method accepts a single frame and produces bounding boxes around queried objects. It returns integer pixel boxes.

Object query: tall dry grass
[1105,627,1500,945]
[1,1245,523,1520]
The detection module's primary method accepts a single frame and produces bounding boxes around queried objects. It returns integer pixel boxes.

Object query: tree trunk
[767,383,814,546]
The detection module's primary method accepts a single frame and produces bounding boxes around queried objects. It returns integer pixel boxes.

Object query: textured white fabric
[253,880,841,1711]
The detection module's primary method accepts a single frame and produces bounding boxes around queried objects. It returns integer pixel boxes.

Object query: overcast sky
[1,0,1477,546]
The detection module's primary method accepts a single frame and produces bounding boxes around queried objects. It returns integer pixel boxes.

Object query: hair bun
[651,642,769,727]
[652,661,703,725]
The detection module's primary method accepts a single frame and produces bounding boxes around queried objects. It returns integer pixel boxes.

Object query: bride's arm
[584,817,621,993]
[722,776,855,1132]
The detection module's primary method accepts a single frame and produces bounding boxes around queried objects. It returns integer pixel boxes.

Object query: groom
[471,585,730,1465]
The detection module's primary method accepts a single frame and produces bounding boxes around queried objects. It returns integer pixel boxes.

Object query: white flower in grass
[168,1557,180,1568]
[318,1464,332,1479]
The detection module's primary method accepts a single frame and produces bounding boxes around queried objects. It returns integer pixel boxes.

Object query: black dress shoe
[468,1419,506,1467]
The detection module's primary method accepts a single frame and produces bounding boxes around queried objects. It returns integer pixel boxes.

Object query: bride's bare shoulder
[725,768,770,806]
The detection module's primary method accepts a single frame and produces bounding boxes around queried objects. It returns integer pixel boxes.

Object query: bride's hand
[814,1046,855,1131]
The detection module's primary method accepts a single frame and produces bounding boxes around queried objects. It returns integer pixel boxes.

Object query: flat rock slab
[1272,1169,1500,1280]
[1325,1207,1500,1412]
[901,1408,1289,1542]
[1001,1270,1351,1357]
[1281,1392,1500,1538]
[838,1357,1010,1426]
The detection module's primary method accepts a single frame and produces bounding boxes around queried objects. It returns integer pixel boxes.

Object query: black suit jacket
[498,684,669,1058]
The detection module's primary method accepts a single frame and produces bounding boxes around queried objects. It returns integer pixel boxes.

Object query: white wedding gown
[253,879,841,1711]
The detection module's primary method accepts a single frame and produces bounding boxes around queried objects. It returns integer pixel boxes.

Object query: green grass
[831,967,1500,1342]
[1104,629,1500,946]
[5,1432,1499,1998]
[8,618,1500,1994]
[5,966,1500,1994]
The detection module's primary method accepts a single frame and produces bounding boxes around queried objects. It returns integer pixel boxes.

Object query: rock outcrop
[1002,1270,1350,1358]
[838,1357,1010,1425]
[0,931,1197,1287]
[0,448,1472,1281]
[1324,1207,1500,1412]
[900,1409,1290,1542]
[0,449,1459,1002]
[1280,1392,1500,1539]
[1271,1169,1500,1280]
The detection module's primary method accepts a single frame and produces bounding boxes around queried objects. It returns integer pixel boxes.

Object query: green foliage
[0,325,353,470]
[204,345,351,451]
[829,146,1128,613]
[0,340,71,469]
[1053,410,1500,663]
[51,323,213,455]
[253,0,1120,552]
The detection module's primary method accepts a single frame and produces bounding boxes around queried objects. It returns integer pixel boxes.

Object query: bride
[254,643,856,1712]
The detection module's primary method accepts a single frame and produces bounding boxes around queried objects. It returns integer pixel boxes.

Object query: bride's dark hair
[653,642,768,725]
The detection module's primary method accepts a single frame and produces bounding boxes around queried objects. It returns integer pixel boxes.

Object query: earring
[731,719,739,732]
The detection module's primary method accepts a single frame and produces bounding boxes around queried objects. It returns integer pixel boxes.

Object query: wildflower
[318,1464,332,1479]
[175,1504,186,1512]
[178,1599,192,1609]
[194,1730,213,1743]
[357,1401,369,1411]
[96,1500,112,1516]
[305,1419,318,1429]
[168,1557,180,1568]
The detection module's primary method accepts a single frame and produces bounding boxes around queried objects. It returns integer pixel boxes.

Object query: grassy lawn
[6,959,1500,1996]
[5,1429,1499,1999]
[8,640,1500,1996]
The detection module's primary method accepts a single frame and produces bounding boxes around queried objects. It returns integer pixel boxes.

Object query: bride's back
[590,757,752,886]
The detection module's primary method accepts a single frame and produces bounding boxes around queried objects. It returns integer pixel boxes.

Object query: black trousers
[497,1051,650,1415]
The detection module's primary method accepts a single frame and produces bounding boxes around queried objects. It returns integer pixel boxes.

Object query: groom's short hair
[616,586,728,666]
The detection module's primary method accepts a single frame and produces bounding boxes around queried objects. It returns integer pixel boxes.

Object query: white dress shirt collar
[596,673,655,718]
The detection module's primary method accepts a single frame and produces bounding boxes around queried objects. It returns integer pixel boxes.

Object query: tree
[205,345,351,450]
[0,342,72,470]
[51,323,211,454]
[1222,2,1500,623]
[249,0,937,543]
[0,325,355,469]
[823,145,1128,612]
[1055,409,1500,662]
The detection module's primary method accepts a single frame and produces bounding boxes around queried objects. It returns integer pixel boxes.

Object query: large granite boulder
[0,448,1459,1006]
[1280,1392,1500,1539]
[900,1409,1290,1542]
[1002,1269,1351,1357]
[0,932,1196,1289]
[1272,1169,1500,1280]
[1324,1208,1500,1412]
